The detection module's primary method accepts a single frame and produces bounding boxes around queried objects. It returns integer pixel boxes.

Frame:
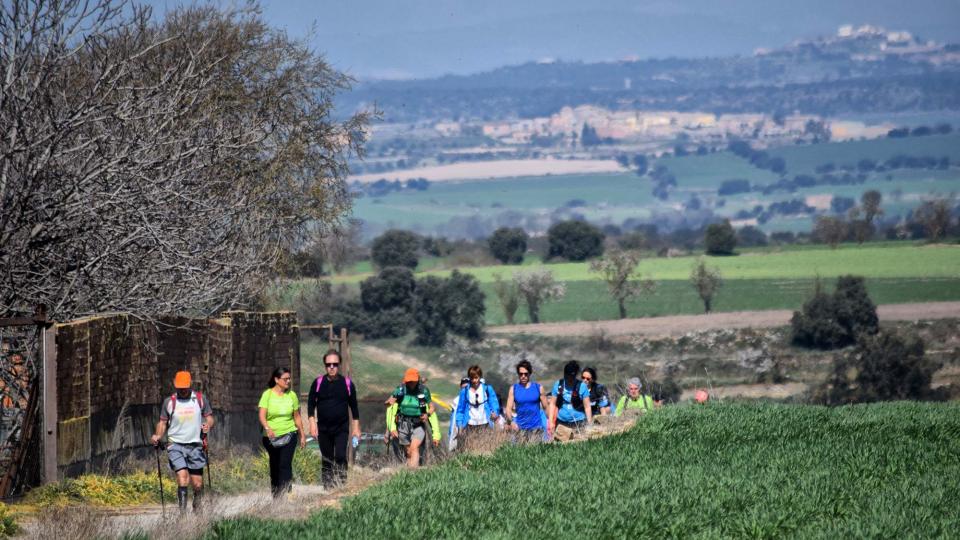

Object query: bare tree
[813,216,848,249]
[861,190,883,226]
[492,273,520,324]
[690,257,723,313]
[589,249,655,319]
[915,199,953,242]
[514,269,565,324]
[0,1,371,322]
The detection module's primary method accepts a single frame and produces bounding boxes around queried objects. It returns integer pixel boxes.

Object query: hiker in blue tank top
[504,360,548,440]
[548,360,593,431]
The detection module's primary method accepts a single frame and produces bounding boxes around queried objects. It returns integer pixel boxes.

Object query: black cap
[563,360,580,377]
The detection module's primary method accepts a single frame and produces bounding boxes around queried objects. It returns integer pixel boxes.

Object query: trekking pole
[154,443,165,517]
[201,431,212,490]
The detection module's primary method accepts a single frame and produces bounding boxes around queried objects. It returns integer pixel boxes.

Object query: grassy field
[480,276,960,325]
[327,244,960,284]
[285,243,960,325]
[352,134,960,236]
[208,402,960,538]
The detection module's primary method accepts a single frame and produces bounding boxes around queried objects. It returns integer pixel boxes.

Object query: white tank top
[166,394,202,444]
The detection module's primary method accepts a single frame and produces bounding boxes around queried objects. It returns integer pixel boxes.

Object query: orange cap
[694,389,709,404]
[402,368,420,383]
[173,371,192,389]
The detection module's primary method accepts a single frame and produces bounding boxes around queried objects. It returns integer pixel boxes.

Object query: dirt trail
[488,301,960,338]
[22,468,397,540]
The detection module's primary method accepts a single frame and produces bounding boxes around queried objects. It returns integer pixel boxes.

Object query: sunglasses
[517,371,530,377]
[325,363,340,368]
[582,377,593,382]
[279,376,291,381]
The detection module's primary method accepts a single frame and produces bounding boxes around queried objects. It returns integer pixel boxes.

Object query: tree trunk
[618,298,627,319]
[528,303,540,324]
[704,298,712,313]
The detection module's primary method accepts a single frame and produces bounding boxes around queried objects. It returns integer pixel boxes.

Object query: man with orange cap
[151,371,214,513]
[385,368,433,468]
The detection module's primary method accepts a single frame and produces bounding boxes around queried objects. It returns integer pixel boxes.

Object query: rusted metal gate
[0,305,52,497]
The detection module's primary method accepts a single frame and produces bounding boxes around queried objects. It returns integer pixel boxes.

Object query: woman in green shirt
[258,367,305,498]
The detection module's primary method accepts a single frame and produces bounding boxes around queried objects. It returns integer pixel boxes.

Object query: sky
[146,0,960,80]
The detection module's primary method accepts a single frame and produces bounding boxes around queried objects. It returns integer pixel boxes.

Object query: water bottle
[351,435,359,449]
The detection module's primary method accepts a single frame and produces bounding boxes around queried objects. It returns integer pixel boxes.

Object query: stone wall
[53,311,299,477]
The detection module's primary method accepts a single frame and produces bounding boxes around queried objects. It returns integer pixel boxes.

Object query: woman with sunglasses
[504,360,549,441]
[258,367,306,498]
[581,367,611,416]
[307,350,360,490]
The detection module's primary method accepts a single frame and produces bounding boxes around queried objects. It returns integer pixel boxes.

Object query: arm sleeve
[307,378,318,418]
[347,380,360,420]
[159,398,170,422]
[429,412,440,441]
[550,382,560,397]
[385,403,398,431]
[615,396,625,417]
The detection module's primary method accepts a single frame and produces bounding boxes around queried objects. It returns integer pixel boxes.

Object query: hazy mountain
[336,25,960,123]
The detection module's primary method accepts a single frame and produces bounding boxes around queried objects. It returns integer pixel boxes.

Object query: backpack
[395,384,429,417]
[167,391,204,416]
[555,378,584,412]
[589,383,608,415]
[315,375,352,396]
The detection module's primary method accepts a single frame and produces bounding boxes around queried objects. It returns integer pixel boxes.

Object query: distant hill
[339,25,960,122]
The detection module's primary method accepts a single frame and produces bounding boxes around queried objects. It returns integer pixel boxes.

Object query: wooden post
[339,327,351,379]
[42,326,58,484]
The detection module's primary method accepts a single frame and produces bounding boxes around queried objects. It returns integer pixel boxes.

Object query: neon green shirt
[615,395,655,416]
[258,388,299,436]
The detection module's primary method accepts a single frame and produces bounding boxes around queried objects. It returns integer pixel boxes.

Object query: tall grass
[209,402,960,538]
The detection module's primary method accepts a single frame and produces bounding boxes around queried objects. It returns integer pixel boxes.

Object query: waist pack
[268,432,294,448]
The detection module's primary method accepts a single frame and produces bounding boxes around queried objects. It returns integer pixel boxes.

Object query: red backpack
[167,391,204,415]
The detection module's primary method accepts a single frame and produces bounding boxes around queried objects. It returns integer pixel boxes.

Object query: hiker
[386,374,441,465]
[581,367,611,416]
[503,360,549,441]
[385,368,433,468]
[614,377,656,416]
[258,367,306,498]
[446,377,471,451]
[451,365,500,450]
[307,350,360,490]
[150,370,214,513]
[548,360,593,432]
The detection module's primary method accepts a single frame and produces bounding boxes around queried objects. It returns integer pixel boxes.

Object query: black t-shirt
[307,375,360,432]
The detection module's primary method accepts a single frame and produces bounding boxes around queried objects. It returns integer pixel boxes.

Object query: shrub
[737,226,768,247]
[816,330,941,404]
[704,220,736,255]
[546,220,605,261]
[413,270,486,346]
[360,267,416,313]
[791,276,878,350]
[0,503,18,537]
[488,227,528,264]
[371,229,420,269]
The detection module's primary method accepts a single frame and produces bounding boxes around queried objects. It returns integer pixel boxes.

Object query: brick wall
[53,311,299,476]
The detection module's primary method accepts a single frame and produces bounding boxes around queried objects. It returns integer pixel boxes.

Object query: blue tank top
[513,382,543,430]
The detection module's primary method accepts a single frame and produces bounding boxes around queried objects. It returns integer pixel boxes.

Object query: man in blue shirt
[548,361,593,433]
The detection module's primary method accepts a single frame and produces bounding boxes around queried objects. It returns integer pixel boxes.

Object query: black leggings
[262,432,297,497]
[316,429,348,488]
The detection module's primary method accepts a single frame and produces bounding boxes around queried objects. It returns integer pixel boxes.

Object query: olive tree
[590,250,655,319]
[514,269,565,324]
[690,257,723,313]
[0,1,371,321]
